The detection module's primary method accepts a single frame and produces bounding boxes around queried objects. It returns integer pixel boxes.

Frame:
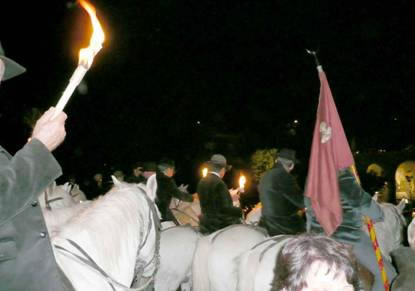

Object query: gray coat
[0,139,73,291]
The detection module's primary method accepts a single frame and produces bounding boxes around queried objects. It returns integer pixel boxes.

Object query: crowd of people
[0,40,400,291]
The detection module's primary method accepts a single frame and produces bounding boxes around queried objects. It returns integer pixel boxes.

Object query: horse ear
[63,182,72,192]
[397,199,406,214]
[111,175,122,186]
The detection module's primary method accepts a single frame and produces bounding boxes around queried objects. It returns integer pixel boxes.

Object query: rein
[55,239,146,291]
[131,191,161,289]
[44,187,64,210]
[55,186,161,291]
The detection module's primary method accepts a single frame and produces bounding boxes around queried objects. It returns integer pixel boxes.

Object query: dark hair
[272,233,359,291]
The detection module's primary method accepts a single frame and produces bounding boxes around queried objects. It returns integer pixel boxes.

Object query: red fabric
[305,68,354,236]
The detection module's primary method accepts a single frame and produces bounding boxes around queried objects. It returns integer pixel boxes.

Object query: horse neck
[58,187,149,285]
[43,203,89,235]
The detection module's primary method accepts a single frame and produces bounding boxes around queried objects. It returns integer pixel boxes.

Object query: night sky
[1,1,414,189]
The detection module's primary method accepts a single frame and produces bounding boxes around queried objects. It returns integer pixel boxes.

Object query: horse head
[38,182,76,210]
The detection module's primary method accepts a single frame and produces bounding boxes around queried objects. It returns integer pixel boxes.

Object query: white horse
[51,177,160,291]
[192,224,268,291]
[155,225,200,291]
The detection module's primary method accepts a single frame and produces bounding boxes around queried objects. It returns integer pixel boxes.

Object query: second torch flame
[239,174,246,193]
[53,0,105,118]
[202,167,208,178]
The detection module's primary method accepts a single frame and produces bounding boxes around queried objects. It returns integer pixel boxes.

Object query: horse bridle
[44,186,64,210]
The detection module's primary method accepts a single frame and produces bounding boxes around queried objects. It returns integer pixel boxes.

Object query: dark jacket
[155,170,193,222]
[0,139,73,290]
[305,168,384,244]
[258,163,305,236]
[197,172,242,234]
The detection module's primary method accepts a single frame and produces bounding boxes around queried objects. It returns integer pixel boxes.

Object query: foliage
[250,148,278,182]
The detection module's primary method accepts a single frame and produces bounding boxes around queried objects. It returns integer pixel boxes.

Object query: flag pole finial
[306,49,322,70]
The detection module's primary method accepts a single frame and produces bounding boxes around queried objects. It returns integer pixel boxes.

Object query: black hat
[207,154,232,171]
[0,42,26,81]
[278,148,299,164]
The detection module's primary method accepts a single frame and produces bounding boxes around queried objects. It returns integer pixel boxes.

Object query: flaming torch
[239,174,246,193]
[202,167,208,178]
[53,0,105,118]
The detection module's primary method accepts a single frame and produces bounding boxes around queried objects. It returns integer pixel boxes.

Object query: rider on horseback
[197,154,243,234]
[258,149,305,236]
[155,159,194,224]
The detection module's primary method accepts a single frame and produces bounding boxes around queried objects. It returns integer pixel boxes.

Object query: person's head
[0,42,26,82]
[132,162,144,177]
[207,154,230,178]
[277,148,298,173]
[158,159,175,177]
[272,233,358,291]
[93,173,103,184]
[113,170,125,181]
[142,162,157,178]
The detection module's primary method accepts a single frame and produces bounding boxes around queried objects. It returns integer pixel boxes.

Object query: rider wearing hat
[197,154,242,234]
[258,148,305,236]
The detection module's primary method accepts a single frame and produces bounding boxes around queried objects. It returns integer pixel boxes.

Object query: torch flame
[239,175,246,190]
[78,0,105,69]
[202,168,208,178]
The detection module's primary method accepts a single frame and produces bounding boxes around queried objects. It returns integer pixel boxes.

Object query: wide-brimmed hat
[0,42,26,81]
[207,154,232,171]
[278,148,300,164]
